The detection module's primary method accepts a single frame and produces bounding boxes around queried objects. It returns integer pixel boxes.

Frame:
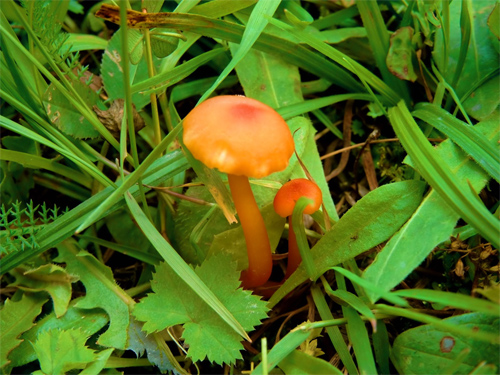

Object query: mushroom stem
[284,216,301,279]
[227,174,272,288]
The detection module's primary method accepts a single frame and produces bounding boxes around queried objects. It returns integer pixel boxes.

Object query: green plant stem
[291,197,317,280]
[119,2,153,223]
[142,26,162,146]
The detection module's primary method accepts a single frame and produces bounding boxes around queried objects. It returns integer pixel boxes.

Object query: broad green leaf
[433,0,499,120]
[231,47,303,109]
[43,81,101,139]
[386,26,418,82]
[197,0,282,102]
[8,302,108,368]
[150,28,180,58]
[133,254,268,364]
[252,325,311,375]
[413,103,500,182]
[278,350,343,375]
[0,293,48,368]
[10,264,78,317]
[268,180,426,308]
[128,29,144,65]
[488,3,500,40]
[101,28,161,110]
[376,305,499,344]
[391,313,500,374]
[363,115,497,302]
[388,101,499,247]
[126,193,252,343]
[33,328,95,375]
[55,240,134,349]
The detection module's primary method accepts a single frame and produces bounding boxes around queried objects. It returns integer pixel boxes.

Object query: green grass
[1,1,498,374]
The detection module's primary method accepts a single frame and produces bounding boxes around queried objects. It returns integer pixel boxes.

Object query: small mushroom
[273,178,322,278]
[183,95,295,288]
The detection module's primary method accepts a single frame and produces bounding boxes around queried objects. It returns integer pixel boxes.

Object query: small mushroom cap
[183,95,295,178]
[273,178,323,217]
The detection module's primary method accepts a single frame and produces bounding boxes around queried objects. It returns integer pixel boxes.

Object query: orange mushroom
[273,178,322,278]
[183,95,295,288]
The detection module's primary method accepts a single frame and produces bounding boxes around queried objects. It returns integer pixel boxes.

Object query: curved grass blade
[0,151,189,274]
[277,93,375,120]
[265,17,400,105]
[412,103,500,182]
[124,192,250,342]
[389,101,499,247]
[94,4,363,92]
[392,289,500,316]
[0,149,90,189]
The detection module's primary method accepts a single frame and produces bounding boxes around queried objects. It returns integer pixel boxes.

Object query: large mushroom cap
[273,178,323,217]
[183,95,295,178]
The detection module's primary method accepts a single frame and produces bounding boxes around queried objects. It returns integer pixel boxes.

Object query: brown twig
[320,138,444,160]
[325,100,354,182]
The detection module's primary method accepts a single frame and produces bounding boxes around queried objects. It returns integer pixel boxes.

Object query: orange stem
[228,174,272,288]
[284,216,301,279]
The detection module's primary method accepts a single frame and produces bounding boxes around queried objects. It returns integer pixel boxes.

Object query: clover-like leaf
[133,253,268,365]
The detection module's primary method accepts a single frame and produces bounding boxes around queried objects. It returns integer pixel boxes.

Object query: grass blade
[412,103,499,182]
[95,5,363,92]
[392,289,500,316]
[310,285,359,374]
[389,101,499,247]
